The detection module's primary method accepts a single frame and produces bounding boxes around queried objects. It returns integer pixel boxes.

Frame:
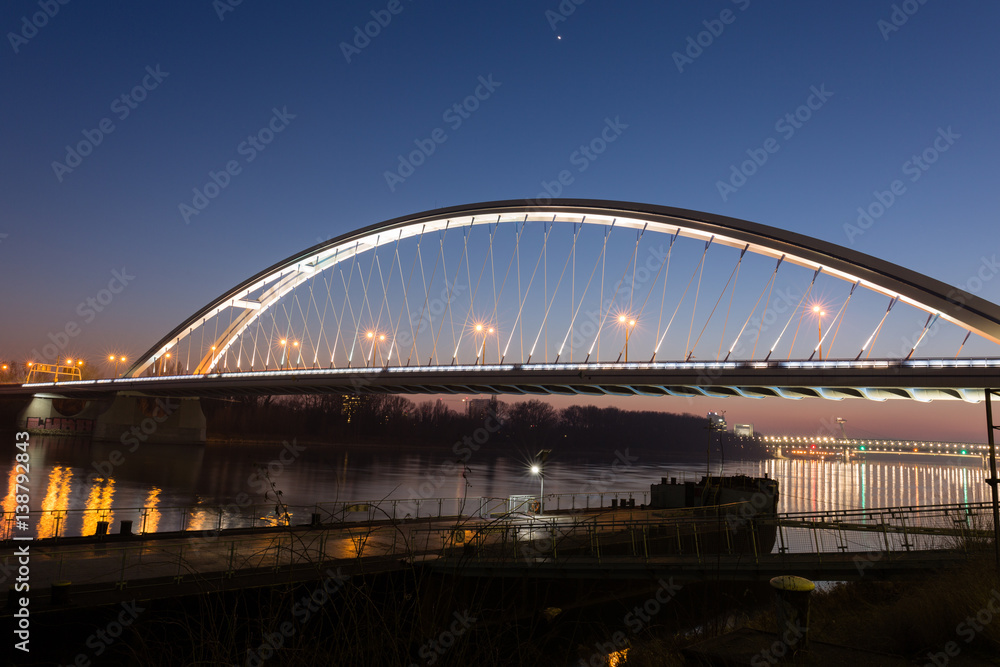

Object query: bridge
[9,200,1000,391]
[5,199,1000,443]
[760,435,991,461]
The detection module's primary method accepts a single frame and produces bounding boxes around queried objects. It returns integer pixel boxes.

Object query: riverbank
[619,545,1000,665]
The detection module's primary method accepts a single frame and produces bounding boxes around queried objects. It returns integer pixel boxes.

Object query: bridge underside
[10,361,998,402]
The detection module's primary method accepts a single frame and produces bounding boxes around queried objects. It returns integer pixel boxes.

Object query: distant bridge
[760,435,990,460]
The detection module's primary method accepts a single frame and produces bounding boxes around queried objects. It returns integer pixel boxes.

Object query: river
[2,434,994,539]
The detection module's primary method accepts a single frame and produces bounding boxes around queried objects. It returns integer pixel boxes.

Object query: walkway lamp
[366,331,386,367]
[812,305,826,360]
[474,323,495,364]
[617,315,636,362]
[279,339,299,369]
[531,449,551,513]
[109,355,126,378]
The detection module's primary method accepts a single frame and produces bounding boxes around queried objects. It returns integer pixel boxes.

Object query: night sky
[2,1,999,441]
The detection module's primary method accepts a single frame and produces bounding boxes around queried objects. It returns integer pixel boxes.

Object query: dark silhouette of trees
[200,394,767,459]
[505,399,558,448]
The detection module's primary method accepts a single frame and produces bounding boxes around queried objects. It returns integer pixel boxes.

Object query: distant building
[734,423,754,437]
[708,411,726,430]
[342,395,361,423]
[467,397,497,420]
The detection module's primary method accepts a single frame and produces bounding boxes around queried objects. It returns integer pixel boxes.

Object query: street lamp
[108,355,126,378]
[531,449,551,513]
[474,323,495,364]
[617,315,636,362]
[279,339,299,369]
[365,331,386,367]
[812,305,826,360]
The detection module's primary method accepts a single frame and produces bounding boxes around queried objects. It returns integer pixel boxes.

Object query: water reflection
[142,487,161,534]
[37,466,72,539]
[81,478,115,537]
[4,432,996,538]
[2,465,17,517]
[758,459,988,513]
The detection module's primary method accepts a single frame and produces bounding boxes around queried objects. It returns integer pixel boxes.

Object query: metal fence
[2,500,995,597]
[0,490,651,541]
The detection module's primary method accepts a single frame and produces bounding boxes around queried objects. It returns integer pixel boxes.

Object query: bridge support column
[17,393,101,434]
[985,389,1000,574]
[93,394,206,445]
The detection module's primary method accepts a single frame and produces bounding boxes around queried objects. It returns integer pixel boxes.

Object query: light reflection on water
[1,434,993,537]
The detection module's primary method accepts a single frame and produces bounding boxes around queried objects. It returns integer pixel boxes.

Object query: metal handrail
[0,490,648,541]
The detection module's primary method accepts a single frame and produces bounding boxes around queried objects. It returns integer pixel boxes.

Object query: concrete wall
[92,394,206,445]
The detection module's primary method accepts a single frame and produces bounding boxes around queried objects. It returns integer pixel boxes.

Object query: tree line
[202,394,766,459]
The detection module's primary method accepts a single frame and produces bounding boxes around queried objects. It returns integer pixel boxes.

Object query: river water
[3,434,994,539]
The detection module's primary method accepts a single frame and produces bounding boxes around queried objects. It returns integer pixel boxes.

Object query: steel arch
[124,199,1000,378]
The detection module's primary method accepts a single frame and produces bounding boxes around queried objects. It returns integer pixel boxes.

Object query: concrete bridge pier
[92,393,206,445]
[17,393,104,435]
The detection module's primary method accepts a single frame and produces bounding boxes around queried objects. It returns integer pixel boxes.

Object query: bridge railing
[0,490,651,541]
[4,501,994,597]
[407,500,997,569]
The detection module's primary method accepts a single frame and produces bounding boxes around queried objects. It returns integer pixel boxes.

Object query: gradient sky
[2,1,999,441]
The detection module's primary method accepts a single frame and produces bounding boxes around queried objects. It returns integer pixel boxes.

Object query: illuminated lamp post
[618,315,636,362]
[366,331,386,367]
[812,305,826,360]
[531,449,551,513]
[474,323,495,364]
